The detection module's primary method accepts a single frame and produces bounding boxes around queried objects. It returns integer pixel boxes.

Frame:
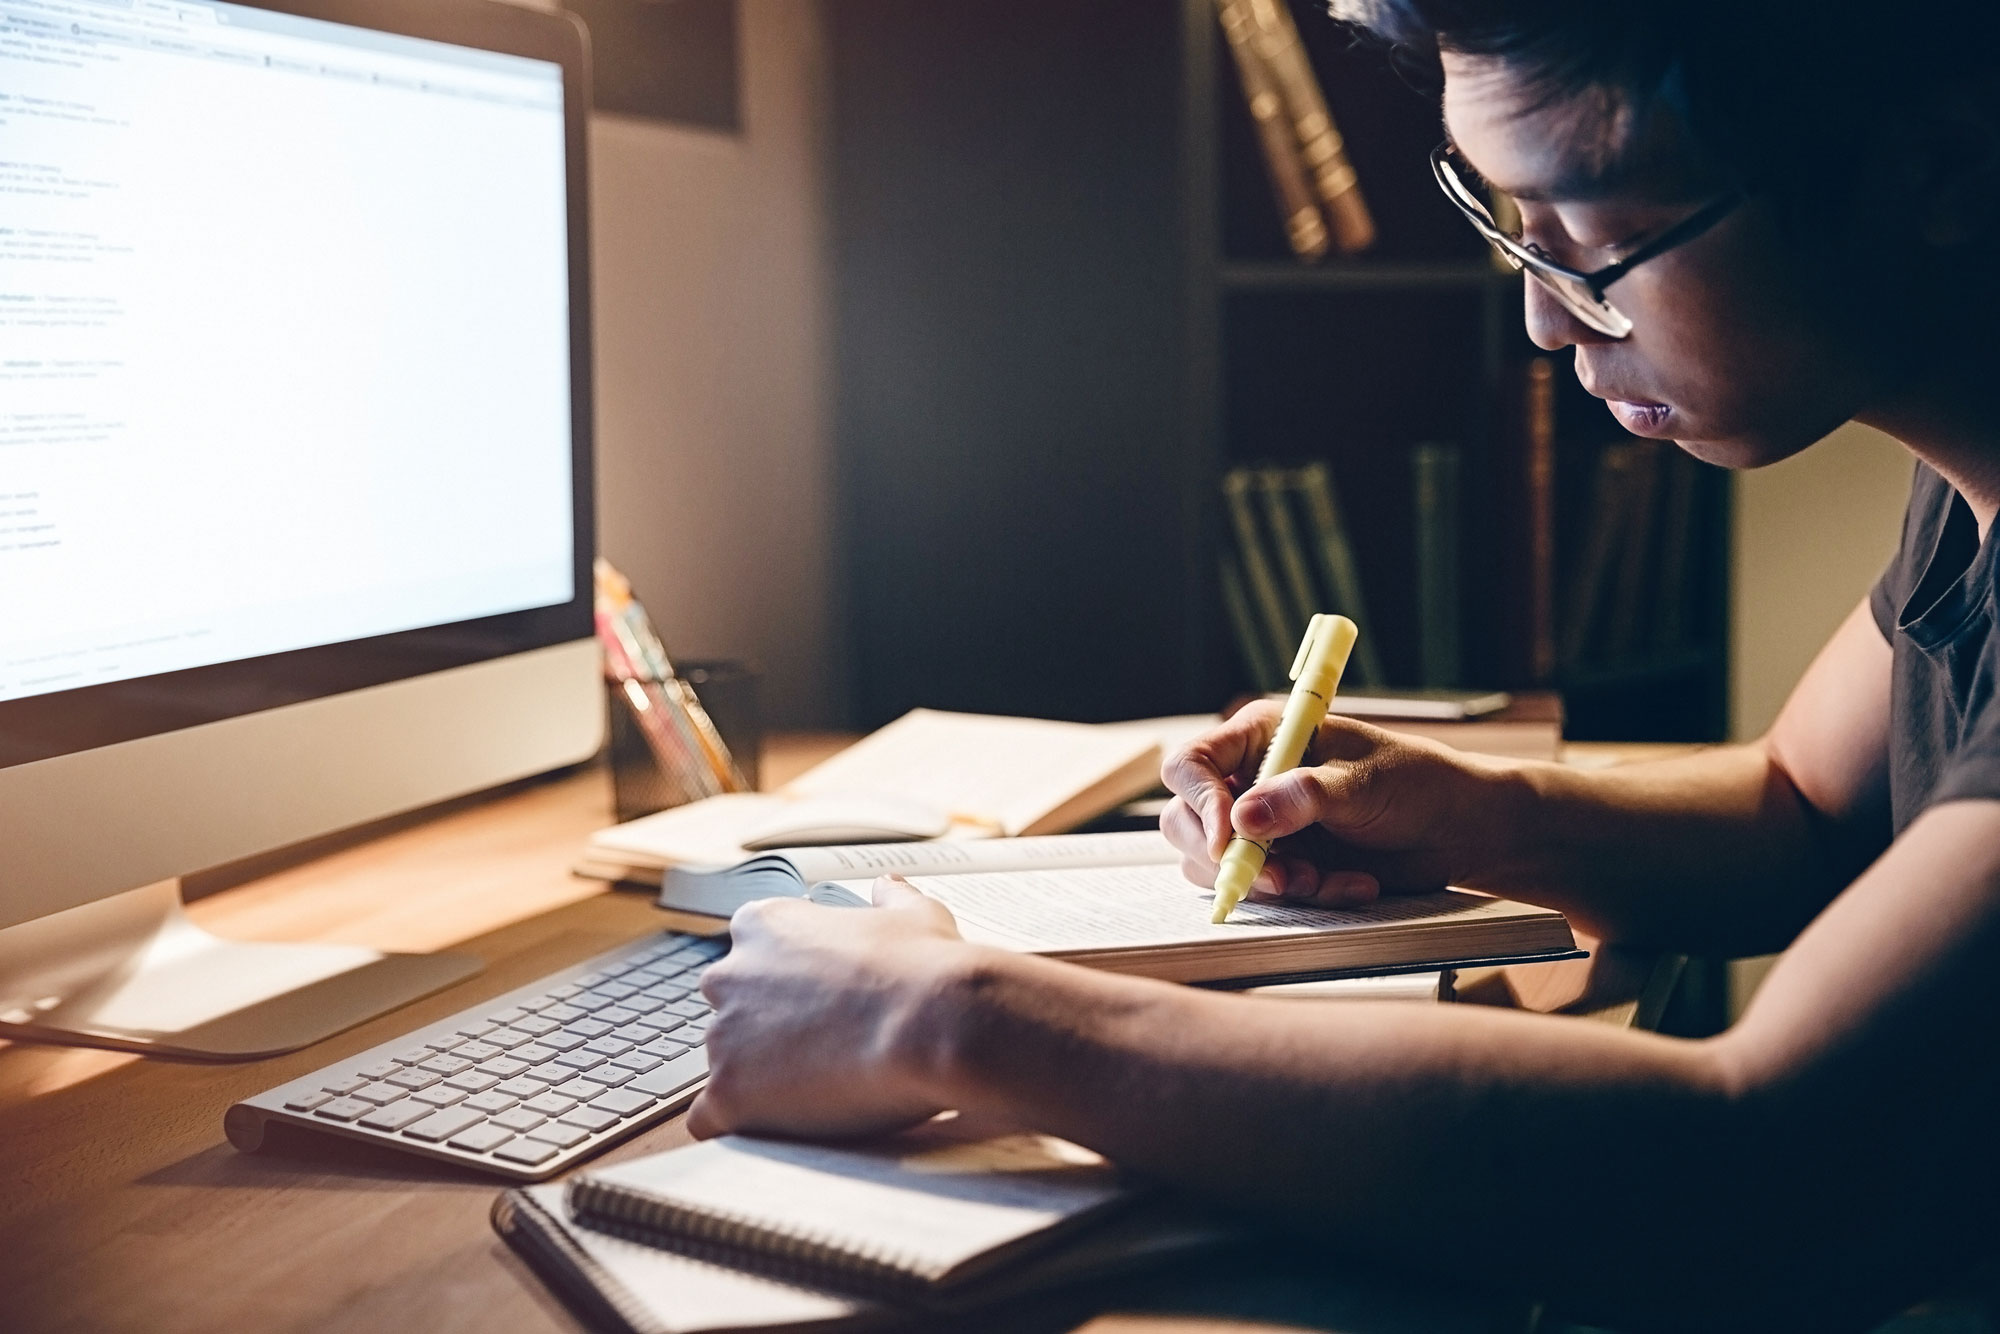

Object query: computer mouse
[737,794,953,851]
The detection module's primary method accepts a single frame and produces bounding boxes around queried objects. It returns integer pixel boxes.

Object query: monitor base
[0,880,481,1060]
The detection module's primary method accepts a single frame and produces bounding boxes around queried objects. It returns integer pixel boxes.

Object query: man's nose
[1524,275,1620,352]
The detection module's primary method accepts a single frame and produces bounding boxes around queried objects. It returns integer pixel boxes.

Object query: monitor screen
[0,0,592,766]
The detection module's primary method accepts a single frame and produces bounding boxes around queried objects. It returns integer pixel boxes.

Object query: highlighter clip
[1291,613,1339,680]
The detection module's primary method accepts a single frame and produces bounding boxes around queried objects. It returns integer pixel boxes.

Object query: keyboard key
[314,1098,372,1122]
[629,1047,711,1098]
[596,1005,640,1027]
[453,1041,503,1063]
[641,1037,693,1060]
[453,1020,497,1040]
[350,1082,406,1106]
[566,1017,614,1039]
[411,1085,466,1108]
[544,987,583,1003]
[611,1051,663,1073]
[642,982,692,1001]
[485,1006,530,1026]
[354,1062,401,1082]
[394,1048,434,1065]
[525,1122,590,1149]
[551,1078,603,1101]
[284,1090,333,1112]
[559,1107,620,1133]
[385,1068,439,1091]
[666,945,712,965]
[423,1034,464,1051]
[403,1107,485,1143]
[565,993,612,1013]
[583,1036,632,1057]
[578,1065,633,1087]
[611,1024,656,1045]
[494,1077,546,1099]
[321,1075,369,1096]
[620,995,666,1015]
[522,1063,571,1085]
[521,1092,578,1116]
[482,1028,534,1050]
[571,972,606,988]
[462,1090,519,1114]
[594,981,641,1001]
[491,1107,547,1132]
[591,1088,657,1118]
[533,1032,585,1054]
[417,1054,473,1077]
[359,1100,434,1132]
[480,1056,531,1080]
[494,1137,561,1166]
[513,1016,559,1036]
[448,1123,516,1154]
[517,995,558,1012]
[443,1070,501,1093]
[688,938,728,959]
[680,1017,712,1036]
[513,1041,561,1062]
[636,1013,686,1035]
[552,1049,604,1071]
[623,968,667,987]
[664,999,710,1019]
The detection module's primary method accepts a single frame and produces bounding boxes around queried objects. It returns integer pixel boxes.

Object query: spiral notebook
[493,1125,1230,1333]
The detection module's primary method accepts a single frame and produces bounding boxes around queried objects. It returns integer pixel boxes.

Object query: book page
[839,865,1501,954]
[780,830,1175,885]
[784,709,1159,835]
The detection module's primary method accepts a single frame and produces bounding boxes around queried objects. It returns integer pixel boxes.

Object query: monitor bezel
[0,0,596,772]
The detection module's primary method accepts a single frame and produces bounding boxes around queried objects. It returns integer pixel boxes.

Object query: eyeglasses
[1430,141,1742,339]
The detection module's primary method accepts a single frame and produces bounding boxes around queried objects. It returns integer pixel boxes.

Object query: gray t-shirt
[1869,462,2000,834]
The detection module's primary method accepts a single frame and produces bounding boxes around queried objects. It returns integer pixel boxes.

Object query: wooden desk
[0,737,1582,1333]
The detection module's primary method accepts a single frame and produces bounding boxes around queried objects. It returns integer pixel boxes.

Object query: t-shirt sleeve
[1871,460,1937,642]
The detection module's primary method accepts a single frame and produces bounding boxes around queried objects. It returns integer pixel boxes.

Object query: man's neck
[1858,333,2000,539]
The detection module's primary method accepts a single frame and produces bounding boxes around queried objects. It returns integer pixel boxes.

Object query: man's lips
[1576,365,1674,434]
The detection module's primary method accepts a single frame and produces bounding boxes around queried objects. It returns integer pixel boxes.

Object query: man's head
[1331,0,2000,468]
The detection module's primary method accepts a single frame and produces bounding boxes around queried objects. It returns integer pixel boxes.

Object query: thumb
[872,875,958,929]
[1233,766,1343,841]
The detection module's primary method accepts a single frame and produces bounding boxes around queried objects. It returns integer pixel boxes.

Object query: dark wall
[826,0,1209,727]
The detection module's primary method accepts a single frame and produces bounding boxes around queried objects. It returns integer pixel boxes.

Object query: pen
[1210,613,1359,923]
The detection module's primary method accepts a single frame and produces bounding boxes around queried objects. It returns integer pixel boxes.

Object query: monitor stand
[0,880,481,1060]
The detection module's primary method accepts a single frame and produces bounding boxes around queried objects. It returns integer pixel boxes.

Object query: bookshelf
[824,0,1731,741]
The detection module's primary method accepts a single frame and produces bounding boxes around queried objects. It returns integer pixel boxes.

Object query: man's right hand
[1159,700,1532,907]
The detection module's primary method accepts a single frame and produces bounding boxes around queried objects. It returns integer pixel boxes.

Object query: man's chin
[1671,430,1819,471]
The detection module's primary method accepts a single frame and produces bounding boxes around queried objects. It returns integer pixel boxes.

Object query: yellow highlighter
[1210,614,1359,923]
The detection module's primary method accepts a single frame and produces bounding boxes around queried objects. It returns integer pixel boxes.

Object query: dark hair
[1328,0,1999,222]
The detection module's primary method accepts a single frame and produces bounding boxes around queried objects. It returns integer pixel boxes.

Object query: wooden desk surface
[0,733,1630,1333]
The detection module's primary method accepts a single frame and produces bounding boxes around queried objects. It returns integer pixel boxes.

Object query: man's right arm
[1162,598,1893,954]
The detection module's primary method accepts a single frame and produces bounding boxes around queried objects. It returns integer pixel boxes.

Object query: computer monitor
[0,0,601,1057]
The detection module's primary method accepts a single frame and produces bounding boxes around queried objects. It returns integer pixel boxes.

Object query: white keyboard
[225,931,724,1180]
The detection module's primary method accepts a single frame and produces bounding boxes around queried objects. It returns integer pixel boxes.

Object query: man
[688,1,2000,1326]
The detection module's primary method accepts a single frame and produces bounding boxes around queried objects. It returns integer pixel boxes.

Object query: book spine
[568,1178,940,1298]
[1524,357,1557,682]
[1242,0,1374,253]
[1558,443,1640,668]
[1254,466,1322,634]
[1212,0,1329,261]
[1293,461,1386,687]
[1411,443,1461,688]
[1602,440,1663,663]
[1220,548,1284,691]
[1222,466,1299,672]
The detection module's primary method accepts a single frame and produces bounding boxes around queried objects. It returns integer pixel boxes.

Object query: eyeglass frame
[1430,140,1744,337]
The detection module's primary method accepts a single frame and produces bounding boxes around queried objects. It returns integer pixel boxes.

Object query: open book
[492,1125,1229,1333]
[581,710,1164,882]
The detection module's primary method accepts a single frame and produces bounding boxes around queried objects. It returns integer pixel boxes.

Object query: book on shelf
[1218,464,1384,692]
[1411,442,1462,689]
[1559,441,1648,669]
[1524,357,1559,681]
[1559,441,1709,673]
[1212,0,1327,261]
[579,710,1163,884]
[1238,0,1373,253]
[493,1123,1231,1334]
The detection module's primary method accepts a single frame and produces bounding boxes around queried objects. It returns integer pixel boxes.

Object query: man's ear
[1906,84,2000,249]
